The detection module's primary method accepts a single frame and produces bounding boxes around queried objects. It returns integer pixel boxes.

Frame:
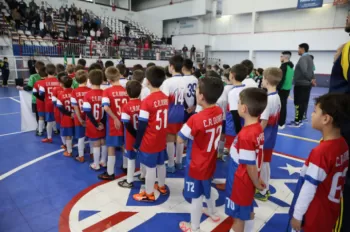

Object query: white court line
[278,132,320,144]
[0,112,20,116]
[273,151,305,162]
[0,131,30,137]
[9,97,20,103]
[0,96,19,100]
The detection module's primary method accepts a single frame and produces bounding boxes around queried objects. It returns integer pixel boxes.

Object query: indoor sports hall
[0,0,349,232]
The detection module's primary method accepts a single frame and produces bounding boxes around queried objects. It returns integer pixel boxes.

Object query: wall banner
[297,0,323,9]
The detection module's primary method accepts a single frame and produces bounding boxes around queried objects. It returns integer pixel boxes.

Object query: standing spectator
[18,0,27,18]
[40,1,45,11]
[190,45,196,61]
[254,68,264,88]
[12,7,22,30]
[0,57,10,87]
[288,43,315,128]
[83,9,90,23]
[303,54,316,121]
[29,0,38,13]
[125,22,130,37]
[8,0,18,10]
[59,6,65,20]
[64,5,70,22]
[182,44,188,58]
[77,8,82,20]
[77,18,83,33]
[28,56,36,75]
[45,12,52,32]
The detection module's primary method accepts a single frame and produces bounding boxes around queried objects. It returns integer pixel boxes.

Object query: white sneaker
[179,222,201,232]
[278,125,285,130]
[90,163,100,171]
[202,208,220,222]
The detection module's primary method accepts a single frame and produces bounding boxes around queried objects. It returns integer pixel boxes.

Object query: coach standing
[0,57,10,87]
[288,43,315,128]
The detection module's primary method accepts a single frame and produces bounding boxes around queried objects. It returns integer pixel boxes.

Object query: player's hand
[80,120,86,127]
[255,178,266,191]
[290,217,302,231]
[16,86,23,90]
[186,106,196,114]
[97,123,104,131]
[114,118,121,130]
[311,79,316,87]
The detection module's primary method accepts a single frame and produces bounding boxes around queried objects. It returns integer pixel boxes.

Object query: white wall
[209,51,249,66]
[163,18,200,37]
[172,34,210,52]
[132,0,192,11]
[117,0,129,9]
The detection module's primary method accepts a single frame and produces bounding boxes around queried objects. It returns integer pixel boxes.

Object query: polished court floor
[0,86,326,232]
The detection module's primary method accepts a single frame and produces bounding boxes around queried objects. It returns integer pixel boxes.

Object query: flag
[72,53,75,65]
[333,0,348,5]
[64,52,67,67]
[79,53,82,59]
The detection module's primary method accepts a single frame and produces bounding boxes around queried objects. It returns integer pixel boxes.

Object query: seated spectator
[29,0,38,12]
[64,5,69,22]
[69,17,76,26]
[77,19,82,32]
[18,0,27,18]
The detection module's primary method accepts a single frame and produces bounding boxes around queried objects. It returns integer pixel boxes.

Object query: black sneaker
[53,130,59,135]
[287,121,301,128]
[98,172,115,180]
[138,175,145,182]
[118,179,133,188]
[122,167,127,173]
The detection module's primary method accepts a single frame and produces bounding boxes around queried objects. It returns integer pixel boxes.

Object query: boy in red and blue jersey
[83,69,106,171]
[32,67,47,136]
[178,77,224,232]
[119,80,142,188]
[161,55,187,173]
[56,75,74,157]
[71,70,90,162]
[133,66,169,202]
[98,67,129,180]
[255,68,282,201]
[39,64,60,143]
[289,93,350,232]
[52,74,66,149]
[225,88,267,232]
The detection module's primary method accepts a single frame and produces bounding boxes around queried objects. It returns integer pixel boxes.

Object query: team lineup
[17,55,350,232]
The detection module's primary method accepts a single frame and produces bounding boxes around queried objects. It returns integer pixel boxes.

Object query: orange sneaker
[133,191,155,202]
[63,151,72,157]
[42,138,53,143]
[61,145,67,150]
[155,183,168,195]
[75,156,85,163]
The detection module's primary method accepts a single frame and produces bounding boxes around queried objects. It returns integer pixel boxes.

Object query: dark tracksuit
[278,61,294,126]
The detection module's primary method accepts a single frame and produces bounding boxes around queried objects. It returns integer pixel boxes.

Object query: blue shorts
[75,126,86,139]
[184,167,211,199]
[222,120,226,134]
[56,122,60,130]
[125,150,137,160]
[139,150,168,168]
[61,127,74,137]
[225,197,253,221]
[88,137,105,142]
[106,135,124,147]
[38,112,45,117]
[45,112,55,122]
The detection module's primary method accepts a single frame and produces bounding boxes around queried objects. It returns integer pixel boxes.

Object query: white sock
[156,164,166,187]
[260,162,270,195]
[123,155,127,169]
[78,137,85,157]
[101,145,107,164]
[93,147,100,166]
[127,158,135,183]
[89,141,93,154]
[145,167,156,194]
[244,220,254,232]
[38,119,44,133]
[66,139,72,153]
[175,143,184,165]
[191,196,203,230]
[61,136,66,145]
[230,229,234,232]
[52,122,57,131]
[218,140,225,153]
[167,142,175,167]
[206,189,216,215]
[140,163,146,178]
[107,156,116,175]
[46,122,53,139]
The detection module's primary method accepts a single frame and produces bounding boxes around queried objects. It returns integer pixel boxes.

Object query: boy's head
[78,58,86,67]
[132,70,144,83]
[126,80,142,99]
[105,60,114,68]
[169,55,184,74]
[205,70,221,79]
[239,88,267,118]
[229,64,248,83]
[62,75,73,88]
[88,63,102,73]
[46,63,56,76]
[146,62,156,68]
[38,67,47,78]
[56,64,65,73]
[241,59,254,76]
[298,43,309,55]
[116,64,126,76]
[88,69,103,86]
[35,61,45,73]
[75,64,85,72]
[57,72,68,84]
[105,66,121,83]
[75,70,88,84]
[145,66,165,88]
[312,93,350,130]
[4,57,7,62]
[66,64,75,74]
[281,51,292,63]
[196,77,224,106]
[262,67,282,88]
[182,59,193,73]
[133,64,143,71]
[206,65,212,71]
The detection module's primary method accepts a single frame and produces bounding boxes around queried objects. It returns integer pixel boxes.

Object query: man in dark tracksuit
[288,43,315,127]
[278,51,294,129]
[329,17,350,232]
[0,57,10,87]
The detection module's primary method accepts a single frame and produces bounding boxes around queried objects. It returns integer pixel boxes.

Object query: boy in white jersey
[254,68,282,201]
[132,70,150,100]
[241,60,258,88]
[182,59,198,123]
[161,55,187,173]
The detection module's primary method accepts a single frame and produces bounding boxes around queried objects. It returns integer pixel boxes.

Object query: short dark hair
[315,93,350,128]
[38,67,47,78]
[169,55,184,73]
[193,70,202,79]
[282,51,292,56]
[133,64,143,71]
[241,60,254,76]
[146,62,156,68]
[46,64,56,75]
[239,88,268,117]
[55,64,65,73]
[205,70,220,79]
[66,64,74,74]
[116,64,126,76]
[78,58,86,67]
[4,57,8,60]
[75,64,85,72]
[126,80,142,98]
[257,68,264,76]
[88,63,102,73]
[230,64,248,82]
[105,60,114,68]
[132,70,144,83]
[198,77,224,104]
[146,66,165,88]
[35,61,45,70]
[223,64,230,70]
[57,72,68,83]
[183,59,193,71]
[263,67,282,86]
[124,68,130,78]
[223,69,230,81]
[299,43,309,52]
[75,70,88,84]
[213,64,219,70]
[88,69,103,85]
[62,75,73,88]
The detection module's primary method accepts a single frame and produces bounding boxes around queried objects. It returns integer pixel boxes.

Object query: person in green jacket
[278,51,294,129]
[17,61,45,135]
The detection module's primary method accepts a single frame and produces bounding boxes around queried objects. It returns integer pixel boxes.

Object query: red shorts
[263,149,273,162]
[167,123,183,134]
[224,135,235,150]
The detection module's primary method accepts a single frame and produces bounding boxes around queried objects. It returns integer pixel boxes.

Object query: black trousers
[341,125,350,232]
[2,73,9,86]
[278,89,290,126]
[293,85,311,122]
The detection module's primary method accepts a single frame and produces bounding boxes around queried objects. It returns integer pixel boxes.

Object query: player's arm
[52,91,58,107]
[83,100,99,128]
[71,96,84,124]
[177,117,195,144]
[33,87,45,101]
[260,104,269,130]
[133,109,149,150]
[229,91,242,134]
[260,120,268,130]
[18,75,34,91]
[57,99,72,116]
[121,112,137,138]
[102,95,121,129]
[39,85,45,97]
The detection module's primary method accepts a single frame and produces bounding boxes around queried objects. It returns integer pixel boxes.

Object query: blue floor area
[0,86,325,232]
